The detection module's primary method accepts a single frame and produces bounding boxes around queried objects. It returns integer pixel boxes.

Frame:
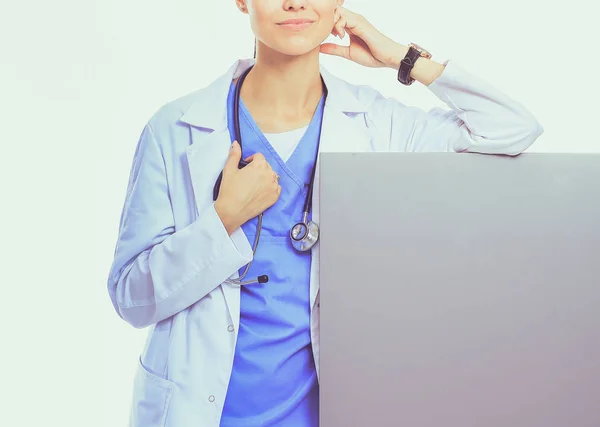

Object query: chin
[262,29,328,57]
[273,39,321,57]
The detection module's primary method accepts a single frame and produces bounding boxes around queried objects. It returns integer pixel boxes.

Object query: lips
[278,18,314,24]
[277,18,315,29]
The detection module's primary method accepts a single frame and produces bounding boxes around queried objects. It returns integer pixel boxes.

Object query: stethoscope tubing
[218,65,325,285]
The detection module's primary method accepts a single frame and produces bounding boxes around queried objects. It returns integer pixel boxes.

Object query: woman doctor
[107,1,543,426]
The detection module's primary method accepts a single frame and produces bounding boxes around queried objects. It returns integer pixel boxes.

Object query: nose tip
[284,0,307,10]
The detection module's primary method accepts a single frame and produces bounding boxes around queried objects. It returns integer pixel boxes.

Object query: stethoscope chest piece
[291,219,319,252]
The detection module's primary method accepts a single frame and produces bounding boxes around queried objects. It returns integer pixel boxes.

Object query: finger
[224,141,242,174]
[330,25,339,38]
[243,152,264,164]
[331,8,341,37]
[336,7,365,37]
[337,7,360,23]
[335,17,347,39]
[320,43,350,59]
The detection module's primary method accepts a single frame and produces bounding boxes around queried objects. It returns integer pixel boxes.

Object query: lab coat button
[227,325,234,332]
[208,395,215,402]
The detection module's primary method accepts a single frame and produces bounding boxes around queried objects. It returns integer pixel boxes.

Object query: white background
[1,0,598,425]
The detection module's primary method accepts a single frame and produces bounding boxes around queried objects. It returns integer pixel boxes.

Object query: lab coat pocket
[130,357,174,427]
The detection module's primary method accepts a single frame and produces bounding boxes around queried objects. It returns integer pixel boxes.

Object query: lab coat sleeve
[107,124,253,329]
[371,59,544,155]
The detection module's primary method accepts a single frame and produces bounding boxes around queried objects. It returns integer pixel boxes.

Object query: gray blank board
[319,153,600,427]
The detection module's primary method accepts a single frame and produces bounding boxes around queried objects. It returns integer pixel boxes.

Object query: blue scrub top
[219,81,325,427]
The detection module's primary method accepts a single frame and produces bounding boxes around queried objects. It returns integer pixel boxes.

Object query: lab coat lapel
[185,129,231,217]
[182,59,256,325]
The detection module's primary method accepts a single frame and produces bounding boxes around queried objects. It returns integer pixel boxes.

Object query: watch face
[409,43,432,59]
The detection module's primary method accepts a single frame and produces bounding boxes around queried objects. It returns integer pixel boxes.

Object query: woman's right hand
[214,141,282,235]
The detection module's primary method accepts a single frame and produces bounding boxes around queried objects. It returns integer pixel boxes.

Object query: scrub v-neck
[237,92,326,192]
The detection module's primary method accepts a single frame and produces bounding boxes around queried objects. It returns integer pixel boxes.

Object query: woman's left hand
[320,7,407,69]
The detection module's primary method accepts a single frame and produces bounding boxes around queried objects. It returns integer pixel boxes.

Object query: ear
[235,0,248,13]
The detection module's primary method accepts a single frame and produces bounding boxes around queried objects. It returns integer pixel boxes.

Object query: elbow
[526,118,544,143]
[120,306,157,329]
[497,119,544,157]
[510,120,544,156]
[531,120,544,140]
[114,300,158,329]
[107,278,158,329]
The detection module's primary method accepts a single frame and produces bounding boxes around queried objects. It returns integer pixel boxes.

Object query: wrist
[214,200,240,236]
[386,43,409,70]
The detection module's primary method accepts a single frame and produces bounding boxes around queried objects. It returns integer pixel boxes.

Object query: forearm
[109,204,253,328]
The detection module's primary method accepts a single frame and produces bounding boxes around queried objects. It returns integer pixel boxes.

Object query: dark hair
[253,38,257,58]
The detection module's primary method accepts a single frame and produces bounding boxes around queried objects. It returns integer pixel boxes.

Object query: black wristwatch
[397,43,432,86]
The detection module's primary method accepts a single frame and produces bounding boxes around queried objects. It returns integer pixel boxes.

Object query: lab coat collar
[179,58,366,130]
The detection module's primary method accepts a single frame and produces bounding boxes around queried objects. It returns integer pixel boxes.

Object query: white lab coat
[107,58,543,427]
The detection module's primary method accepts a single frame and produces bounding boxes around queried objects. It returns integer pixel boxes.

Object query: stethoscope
[212,65,327,286]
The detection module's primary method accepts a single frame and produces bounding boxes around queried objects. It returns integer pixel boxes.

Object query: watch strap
[397,46,422,86]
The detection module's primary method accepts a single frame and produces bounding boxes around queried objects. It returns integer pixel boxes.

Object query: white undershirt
[263,125,309,163]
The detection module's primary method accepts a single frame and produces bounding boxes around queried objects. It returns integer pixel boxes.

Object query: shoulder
[145,60,242,135]
[146,88,205,133]
[141,72,227,153]
[326,71,424,123]
[324,70,445,152]
[133,90,204,160]
[329,73,428,136]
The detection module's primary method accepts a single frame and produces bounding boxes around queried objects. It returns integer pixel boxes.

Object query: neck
[240,43,324,128]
